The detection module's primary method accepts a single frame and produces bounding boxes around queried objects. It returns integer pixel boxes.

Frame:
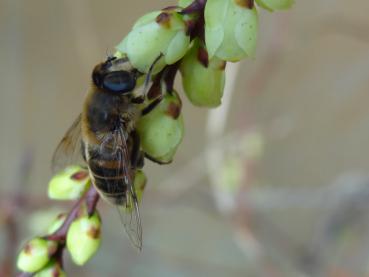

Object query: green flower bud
[47,213,67,235]
[17,238,57,273]
[255,0,294,11]
[180,40,226,107]
[116,10,190,73]
[205,0,258,62]
[66,212,101,266]
[137,91,184,163]
[133,170,147,202]
[34,260,66,277]
[48,165,90,200]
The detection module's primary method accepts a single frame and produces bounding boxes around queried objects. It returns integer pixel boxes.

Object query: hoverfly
[52,56,162,250]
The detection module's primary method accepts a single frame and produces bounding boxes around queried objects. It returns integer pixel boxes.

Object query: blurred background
[1,0,369,276]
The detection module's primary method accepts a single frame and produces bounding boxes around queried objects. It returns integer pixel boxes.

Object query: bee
[52,56,162,250]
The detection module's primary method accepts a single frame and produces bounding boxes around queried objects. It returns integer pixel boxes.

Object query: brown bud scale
[218,61,227,70]
[57,213,66,220]
[235,0,254,9]
[71,171,89,181]
[156,12,171,28]
[197,47,209,68]
[166,102,181,119]
[24,243,32,255]
[87,227,101,239]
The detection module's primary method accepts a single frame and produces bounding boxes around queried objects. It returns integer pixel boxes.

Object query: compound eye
[102,71,136,93]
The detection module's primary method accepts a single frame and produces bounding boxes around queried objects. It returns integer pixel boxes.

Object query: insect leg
[131,96,145,104]
[141,96,163,116]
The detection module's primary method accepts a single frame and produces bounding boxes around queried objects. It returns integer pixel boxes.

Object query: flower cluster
[17,167,146,276]
[17,0,293,275]
[114,0,293,161]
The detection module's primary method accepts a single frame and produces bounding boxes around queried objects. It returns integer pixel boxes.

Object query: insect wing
[116,127,143,250]
[100,126,142,250]
[52,114,84,172]
[116,191,143,250]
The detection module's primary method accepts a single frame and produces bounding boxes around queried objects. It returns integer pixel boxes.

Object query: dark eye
[102,71,136,93]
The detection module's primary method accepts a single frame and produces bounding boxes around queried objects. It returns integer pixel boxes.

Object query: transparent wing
[52,114,84,172]
[117,193,143,250]
[103,125,143,250]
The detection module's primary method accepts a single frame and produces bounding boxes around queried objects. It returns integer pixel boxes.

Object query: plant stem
[46,186,99,242]
[180,0,206,15]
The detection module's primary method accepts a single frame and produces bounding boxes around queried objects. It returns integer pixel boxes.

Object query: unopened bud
[137,91,184,163]
[48,165,90,200]
[180,40,226,107]
[205,0,258,62]
[47,213,67,235]
[17,238,57,273]
[66,212,101,265]
[116,10,190,73]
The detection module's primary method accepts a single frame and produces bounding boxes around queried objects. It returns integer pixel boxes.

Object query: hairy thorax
[82,89,140,145]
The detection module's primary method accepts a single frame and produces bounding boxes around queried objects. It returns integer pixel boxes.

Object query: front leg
[141,96,163,116]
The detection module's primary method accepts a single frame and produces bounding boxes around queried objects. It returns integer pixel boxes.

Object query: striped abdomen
[86,143,131,206]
